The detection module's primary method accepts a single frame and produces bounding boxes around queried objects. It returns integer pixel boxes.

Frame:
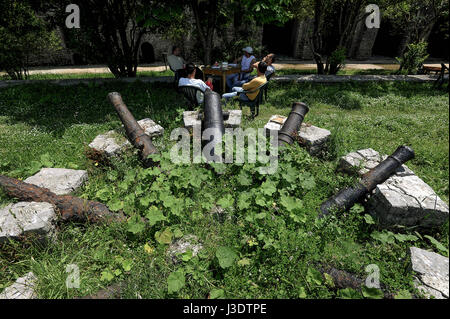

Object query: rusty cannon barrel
[278,102,309,147]
[0,175,125,223]
[319,145,415,217]
[107,92,159,167]
[202,89,225,161]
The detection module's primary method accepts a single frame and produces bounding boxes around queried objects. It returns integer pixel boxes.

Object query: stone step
[0,202,57,243]
[339,148,449,228]
[264,115,331,156]
[88,118,164,158]
[0,272,37,299]
[410,247,449,299]
[24,168,88,195]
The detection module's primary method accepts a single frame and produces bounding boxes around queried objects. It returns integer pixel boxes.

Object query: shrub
[0,0,60,80]
[395,42,429,75]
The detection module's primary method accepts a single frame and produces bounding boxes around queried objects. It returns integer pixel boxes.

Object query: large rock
[167,235,203,264]
[224,110,242,128]
[183,111,201,133]
[410,247,449,299]
[88,118,164,158]
[264,115,331,156]
[298,123,331,156]
[0,202,57,243]
[24,168,88,195]
[0,272,37,299]
[183,110,242,132]
[339,149,449,228]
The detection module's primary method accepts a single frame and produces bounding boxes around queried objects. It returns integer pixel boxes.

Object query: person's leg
[232,87,244,93]
[232,79,248,87]
[226,74,238,91]
[238,92,250,101]
[221,91,238,106]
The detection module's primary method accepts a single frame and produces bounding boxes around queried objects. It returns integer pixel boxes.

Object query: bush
[395,42,429,75]
[0,1,60,80]
[327,47,347,74]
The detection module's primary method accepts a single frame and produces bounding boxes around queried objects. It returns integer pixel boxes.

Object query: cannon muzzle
[107,92,159,167]
[319,145,415,217]
[278,102,309,147]
[202,89,225,161]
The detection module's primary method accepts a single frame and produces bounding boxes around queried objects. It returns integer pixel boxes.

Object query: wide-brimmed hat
[242,46,253,54]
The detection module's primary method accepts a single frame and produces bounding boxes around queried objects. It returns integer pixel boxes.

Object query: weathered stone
[410,247,449,299]
[224,110,242,128]
[24,168,88,195]
[183,111,201,132]
[88,118,164,158]
[88,130,128,157]
[133,118,164,137]
[167,235,203,264]
[297,123,331,156]
[183,110,242,132]
[0,272,37,299]
[339,148,449,228]
[0,202,57,243]
[209,205,227,223]
[264,115,331,156]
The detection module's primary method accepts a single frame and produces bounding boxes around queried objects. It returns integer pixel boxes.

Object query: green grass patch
[0,80,448,299]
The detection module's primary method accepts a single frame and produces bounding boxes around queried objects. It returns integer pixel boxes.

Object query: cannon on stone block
[278,102,309,147]
[107,92,159,167]
[0,175,124,223]
[319,145,415,217]
[201,89,225,161]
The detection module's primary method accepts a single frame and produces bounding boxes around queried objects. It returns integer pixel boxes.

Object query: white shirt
[241,54,256,71]
[266,65,275,77]
[178,78,209,104]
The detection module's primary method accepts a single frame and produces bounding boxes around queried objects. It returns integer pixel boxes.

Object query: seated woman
[222,61,268,106]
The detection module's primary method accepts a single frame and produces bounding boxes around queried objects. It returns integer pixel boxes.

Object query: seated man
[178,63,212,104]
[234,53,276,86]
[222,61,268,106]
[226,46,256,91]
[168,46,203,80]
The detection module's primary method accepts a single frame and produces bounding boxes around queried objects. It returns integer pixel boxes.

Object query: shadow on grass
[0,81,186,136]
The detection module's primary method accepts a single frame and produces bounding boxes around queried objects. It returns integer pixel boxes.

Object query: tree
[383,0,448,56]
[187,0,294,65]
[0,0,60,80]
[41,0,182,78]
[306,0,373,74]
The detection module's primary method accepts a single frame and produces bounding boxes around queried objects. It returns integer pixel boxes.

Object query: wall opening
[140,42,155,64]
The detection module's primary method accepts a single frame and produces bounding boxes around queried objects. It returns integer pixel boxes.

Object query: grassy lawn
[0,80,448,299]
[0,67,397,81]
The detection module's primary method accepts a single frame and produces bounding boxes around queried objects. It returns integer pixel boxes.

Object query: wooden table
[202,65,241,94]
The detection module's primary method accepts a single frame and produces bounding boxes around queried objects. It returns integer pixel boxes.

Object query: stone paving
[0,74,441,89]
